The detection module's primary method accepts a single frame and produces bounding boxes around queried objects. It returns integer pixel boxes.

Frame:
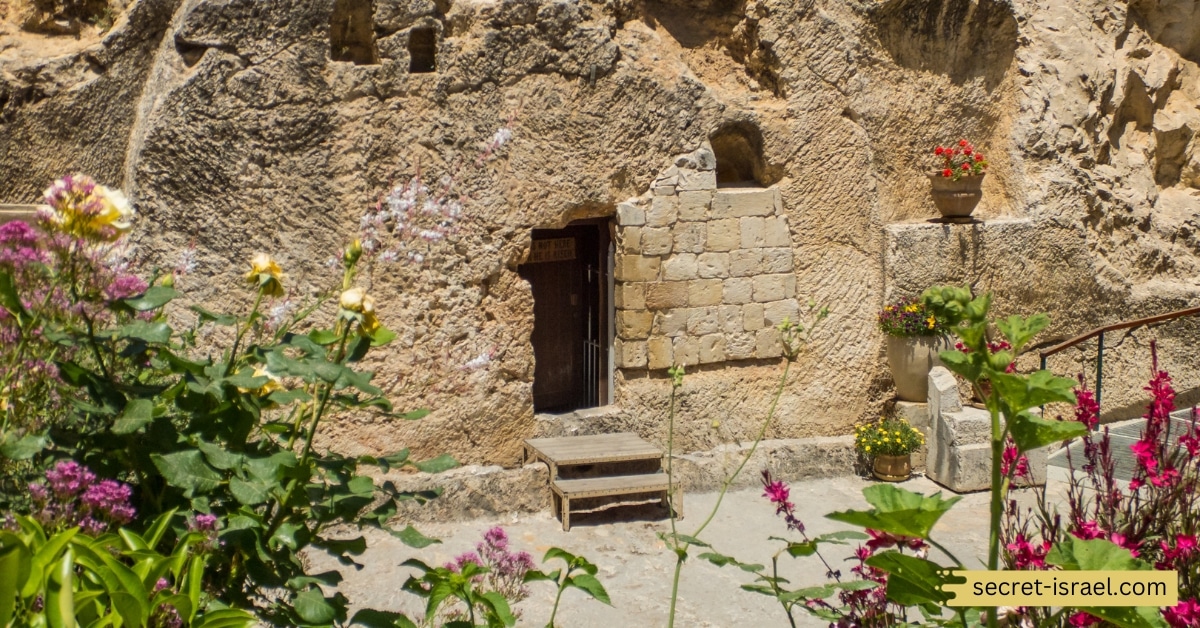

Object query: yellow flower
[237,367,283,397]
[245,253,285,297]
[339,287,380,334]
[905,304,919,313]
[864,445,871,452]
[41,176,136,242]
[884,306,894,312]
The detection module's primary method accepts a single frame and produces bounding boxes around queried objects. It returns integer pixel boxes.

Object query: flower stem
[225,290,264,377]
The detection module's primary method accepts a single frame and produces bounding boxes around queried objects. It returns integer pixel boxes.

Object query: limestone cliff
[0,0,1197,465]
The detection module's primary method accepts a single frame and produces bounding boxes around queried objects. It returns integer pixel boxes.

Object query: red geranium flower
[942,168,952,177]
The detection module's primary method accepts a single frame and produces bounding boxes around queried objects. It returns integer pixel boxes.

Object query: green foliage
[526,548,611,628]
[401,547,610,628]
[826,484,961,540]
[0,248,457,626]
[1046,538,1170,628]
[0,512,255,627]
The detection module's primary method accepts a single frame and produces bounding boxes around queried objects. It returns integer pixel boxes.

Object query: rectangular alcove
[518,219,614,413]
[330,0,379,65]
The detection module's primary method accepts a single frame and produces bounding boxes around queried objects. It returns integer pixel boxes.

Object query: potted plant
[878,296,948,401]
[854,417,925,481]
[929,139,988,221]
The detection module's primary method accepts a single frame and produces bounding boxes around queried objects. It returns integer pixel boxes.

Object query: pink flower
[761,470,804,533]
[1006,533,1050,569]
[1002,441,1030,480]
[1071,520,1105,540]
[1109,533,1140,557]
[1069,611,1100,626]
[1164,599,1200,627]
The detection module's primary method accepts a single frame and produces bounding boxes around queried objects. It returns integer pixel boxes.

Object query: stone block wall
[613,169,796,370]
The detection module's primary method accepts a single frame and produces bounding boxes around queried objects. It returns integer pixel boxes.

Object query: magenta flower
[1164,598,1200,627]
[760,470,804,533]
[1006,533,1050,569]
[1071,520,1105,540]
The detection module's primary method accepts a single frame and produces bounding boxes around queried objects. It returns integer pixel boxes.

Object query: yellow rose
[245,253,285,297]
[237,366,283,396]
[339,287,380,334]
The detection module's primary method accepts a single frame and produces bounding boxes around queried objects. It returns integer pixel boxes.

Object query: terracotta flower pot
[928,172,984,222]
[885,335,945,402]
[873,454,912,482]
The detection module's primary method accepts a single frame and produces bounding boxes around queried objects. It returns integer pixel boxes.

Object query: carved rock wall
[0,0,1197,466]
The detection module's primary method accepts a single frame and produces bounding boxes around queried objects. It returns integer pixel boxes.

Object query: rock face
[1,0,1198,467]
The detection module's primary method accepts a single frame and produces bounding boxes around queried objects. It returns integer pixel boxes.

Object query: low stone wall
[388,435,858,522]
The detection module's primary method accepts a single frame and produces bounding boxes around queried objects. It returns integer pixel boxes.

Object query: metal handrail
[1038,305,1200,410]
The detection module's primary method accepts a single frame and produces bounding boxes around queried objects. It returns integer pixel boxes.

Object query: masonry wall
[612,153,798,371]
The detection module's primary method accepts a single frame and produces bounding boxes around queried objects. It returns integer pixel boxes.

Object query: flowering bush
[26,459,135,534]
[999,344,1200,627]
[933,139,988,181]
[854,417,924,458]
[877,296,946,337]
[0,175,466,626]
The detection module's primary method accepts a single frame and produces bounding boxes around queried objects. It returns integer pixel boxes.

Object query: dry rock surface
[0,0,1197,469]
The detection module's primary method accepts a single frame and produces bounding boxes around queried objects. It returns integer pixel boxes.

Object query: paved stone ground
[311,473,1066,627]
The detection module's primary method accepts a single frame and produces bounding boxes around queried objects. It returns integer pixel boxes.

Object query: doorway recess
[519,219,613,412]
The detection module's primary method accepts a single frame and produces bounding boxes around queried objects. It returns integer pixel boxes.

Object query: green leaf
[197,441,244,471]
[117,321,172,344]
[937,350,982,383]
[479,591,517,626]
[1009,411,1088,452]
[989,370,1077,414]
[864,551,958,606]
[111,398,155,435]
[660,533,710,548]
[122,286,178,311]
[0,432,47,460]
[391,525,439,549]
[0,270,26,319]
[350,608,418,628]
[267,389,312,405]
[151,451,223,497]
[287,571,344,589]
[45,548,75,628]
[190,305,237,326]
[369,326,397,347]
[0,543,21,626]
[399,409,430,421]
[411,454,458,474]
[995,313,1050,354]
[1046,539,1170,628]
[826,484,961,539]
[566,573,612,605]
[1046,537,1153,572]
[294,588,337,624]
[143,510,178,550]
[229,478,272,505]
[308,329,341,345]
[697,551,763,573]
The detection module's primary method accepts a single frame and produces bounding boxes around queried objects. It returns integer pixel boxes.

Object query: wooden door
[520,222,609,412]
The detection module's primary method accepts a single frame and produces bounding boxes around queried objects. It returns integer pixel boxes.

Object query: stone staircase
[921,366,1047,492]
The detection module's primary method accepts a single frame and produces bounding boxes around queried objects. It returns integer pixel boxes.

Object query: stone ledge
[387,435,857,522]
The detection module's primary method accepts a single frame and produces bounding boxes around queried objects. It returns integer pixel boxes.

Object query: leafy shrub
[0,507,254,627]
[0,176,458,626]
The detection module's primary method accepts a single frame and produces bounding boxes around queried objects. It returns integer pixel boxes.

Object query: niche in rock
[870,0,1018,90]
[408,27,438,73]
[331,0,379,65]
[711,123,766,187]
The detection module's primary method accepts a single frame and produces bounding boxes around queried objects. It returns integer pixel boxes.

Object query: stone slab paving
[310,474,1060,627]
